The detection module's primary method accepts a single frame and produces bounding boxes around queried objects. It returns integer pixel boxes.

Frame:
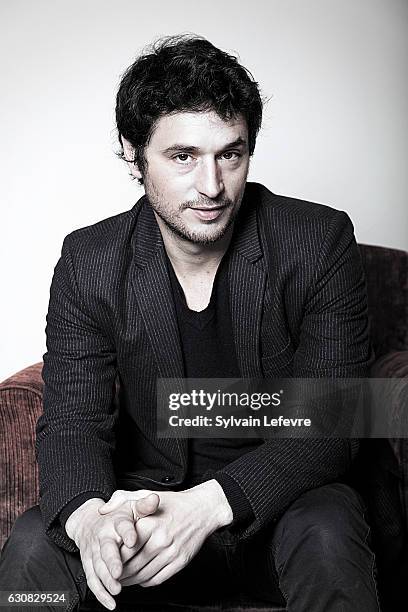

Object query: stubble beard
[144,178,243,245]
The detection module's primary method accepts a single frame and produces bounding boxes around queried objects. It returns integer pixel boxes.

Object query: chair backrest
[359,244,408,357]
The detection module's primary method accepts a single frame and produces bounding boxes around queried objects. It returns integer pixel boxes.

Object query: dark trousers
[0,483,381,612]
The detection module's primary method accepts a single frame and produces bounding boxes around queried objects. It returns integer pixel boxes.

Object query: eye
[220,151,241,161]
[173,153,193,163]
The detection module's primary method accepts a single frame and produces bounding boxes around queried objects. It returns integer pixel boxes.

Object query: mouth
[189,205,227,221]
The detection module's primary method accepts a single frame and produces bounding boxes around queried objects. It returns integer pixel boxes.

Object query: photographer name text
[167,415,311,428]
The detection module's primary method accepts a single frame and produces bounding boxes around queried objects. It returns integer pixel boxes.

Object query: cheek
[226,169,248,199]
[152,178,192,207]
[161,172,196,201]
[156,163,193,185]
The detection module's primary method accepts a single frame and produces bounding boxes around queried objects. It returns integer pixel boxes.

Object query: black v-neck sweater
[166,251,258,527]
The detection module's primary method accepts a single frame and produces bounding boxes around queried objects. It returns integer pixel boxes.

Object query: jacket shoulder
[63,198,144,252]
[56,197,146,298]
[246,182,351,229]
[245,183,356,276]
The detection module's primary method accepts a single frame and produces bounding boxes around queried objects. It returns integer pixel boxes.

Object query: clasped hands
[65,480,233,610]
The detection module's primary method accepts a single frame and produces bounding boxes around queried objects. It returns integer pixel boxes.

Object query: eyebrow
[161,137,248,155]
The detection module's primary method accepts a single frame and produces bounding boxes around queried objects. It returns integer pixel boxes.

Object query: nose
[195,157,224,199]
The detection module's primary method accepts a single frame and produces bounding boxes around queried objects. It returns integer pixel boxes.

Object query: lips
[189,206,226,221]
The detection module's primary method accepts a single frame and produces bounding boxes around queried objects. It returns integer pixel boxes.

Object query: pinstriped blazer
[37,182,373,552]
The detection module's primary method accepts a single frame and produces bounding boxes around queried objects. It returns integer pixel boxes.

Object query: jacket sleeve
[36,235,118,552]
[214,211,374,542]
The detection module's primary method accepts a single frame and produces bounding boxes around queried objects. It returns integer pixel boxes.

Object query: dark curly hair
[116,34,263,184]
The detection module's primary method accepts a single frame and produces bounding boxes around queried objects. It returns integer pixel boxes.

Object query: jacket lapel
[130,201,187,467]
[228,195,266,378]
[130,201,184,379]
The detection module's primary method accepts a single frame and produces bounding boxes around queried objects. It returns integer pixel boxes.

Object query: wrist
[188,479,233,532]
[65,497,105,543]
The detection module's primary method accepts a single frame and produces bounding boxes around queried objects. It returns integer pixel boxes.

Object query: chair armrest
[370,351,408,533]
[372,350,408,377]
[0,363,44,549]
[0,362,44,395]
[371,350,408,467]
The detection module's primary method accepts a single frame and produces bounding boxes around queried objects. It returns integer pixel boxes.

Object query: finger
[100,538,125,580]
[112,514,138,548]
[120,541,139,564]
[124,545,174,584]
[81,547,116,610]
[99,491,150,514]
[91,544,121,596]
[134,493,160,518]
[138,559,183,588]
[122,556,175,588]
[119,532,165,581]
[120,549,150,580]
[119,544,153,581]
[93,554,122,597]
[116,516,154,568]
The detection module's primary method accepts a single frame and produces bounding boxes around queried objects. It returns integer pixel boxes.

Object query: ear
[122,137,143,180]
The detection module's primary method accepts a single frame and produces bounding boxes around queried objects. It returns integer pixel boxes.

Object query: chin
[191,215,235,240]
[185,228,231,245]
[160,209,235,245]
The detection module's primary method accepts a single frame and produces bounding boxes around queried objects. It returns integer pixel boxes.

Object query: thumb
[134,493,160,518]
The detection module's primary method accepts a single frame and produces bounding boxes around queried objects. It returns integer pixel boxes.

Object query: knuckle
[99,522,116,538]
[116,510,132,522]
[80,552,93,571]
[91,543,102,558]
[168,543,178,561]
[111,489,126,501]
[178,550,189,566]
[114,517,132,535]
[93,557,106,572]
[166,533,175,546]
[172,542,181,556]
[152,529,170,549]
[88,577,102,593]
[100,539,114,553]
[103,555,116,570]
[163,534,173,548]
[136,517,153,536]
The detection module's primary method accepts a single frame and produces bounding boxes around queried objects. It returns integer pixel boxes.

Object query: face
[125,110,250,245]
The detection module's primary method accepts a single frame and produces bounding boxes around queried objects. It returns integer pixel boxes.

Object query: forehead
[148,110,248,150]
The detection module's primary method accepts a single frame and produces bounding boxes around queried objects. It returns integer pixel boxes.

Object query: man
[0,35,380,611]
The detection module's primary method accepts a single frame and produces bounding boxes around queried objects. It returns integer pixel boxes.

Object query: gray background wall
[1,0,407,380]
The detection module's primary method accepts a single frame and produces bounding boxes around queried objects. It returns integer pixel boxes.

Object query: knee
[10,505,43,536]
[12,505,43,530]
[273,484,370,563]
[3,505,48,559]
